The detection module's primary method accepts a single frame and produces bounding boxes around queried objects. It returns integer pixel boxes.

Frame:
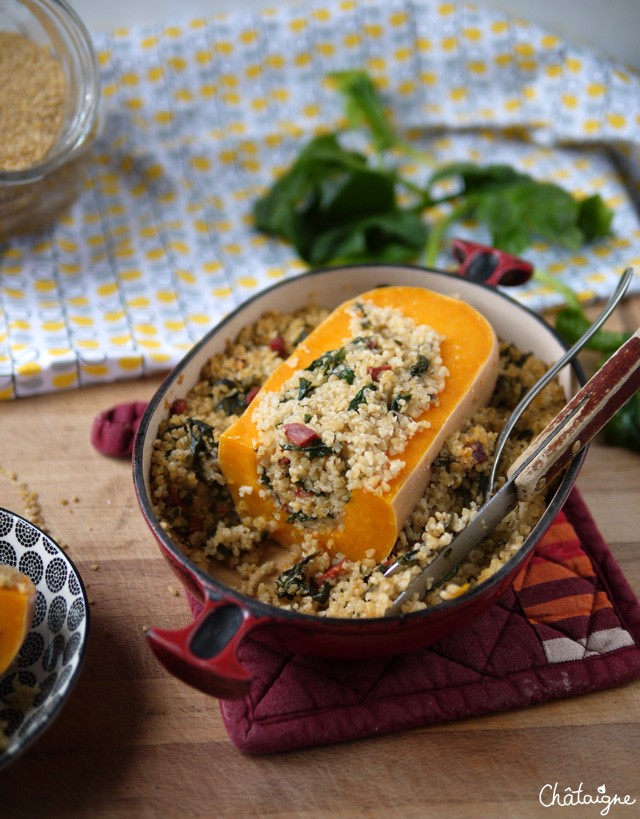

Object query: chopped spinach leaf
[298,377,316,400]
[348,383,376,412]
[275,553,317,598]
[215,391,246,416]
[432,453,452,468]
[390,393,412,413]
[185,419,218,486]
[275,552,331,604]
[293,327,310,346]
[410,355,431,377]
[211,377,238,390]
[307,346,346,375]
[282,439,334,458]
[335,365,355,384]
[286,510,318,524]
[397,547,421,567]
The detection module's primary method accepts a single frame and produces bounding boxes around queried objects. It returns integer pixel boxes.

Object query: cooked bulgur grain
[150,304,565,618]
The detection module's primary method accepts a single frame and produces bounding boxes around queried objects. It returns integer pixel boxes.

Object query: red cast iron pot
[133,260,586,700]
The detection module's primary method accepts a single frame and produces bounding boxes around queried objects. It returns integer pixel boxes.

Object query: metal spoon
[385,326,640,615]
[383,266,634,580]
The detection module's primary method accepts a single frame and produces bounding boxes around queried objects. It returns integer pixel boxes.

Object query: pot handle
[146,592,266,699]
[451,238,533,287]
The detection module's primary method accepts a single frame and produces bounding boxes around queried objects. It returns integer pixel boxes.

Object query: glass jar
[0,0,100,242]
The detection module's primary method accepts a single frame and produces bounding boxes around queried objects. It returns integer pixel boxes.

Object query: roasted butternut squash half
[219,286,499,563]
[0,565,36,675]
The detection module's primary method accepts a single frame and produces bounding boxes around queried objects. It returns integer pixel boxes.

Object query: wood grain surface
[1,300,639,819]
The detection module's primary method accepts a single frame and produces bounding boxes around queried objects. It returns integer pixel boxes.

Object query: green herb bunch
[253,70,614,268]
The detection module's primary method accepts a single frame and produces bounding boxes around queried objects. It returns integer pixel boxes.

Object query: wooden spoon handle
[509,328,640,500]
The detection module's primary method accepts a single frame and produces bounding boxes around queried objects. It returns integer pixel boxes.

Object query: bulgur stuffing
[149,302,566,618]
[252,300,447,529]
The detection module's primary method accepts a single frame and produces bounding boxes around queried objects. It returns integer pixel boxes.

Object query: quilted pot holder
[186,489,640,753]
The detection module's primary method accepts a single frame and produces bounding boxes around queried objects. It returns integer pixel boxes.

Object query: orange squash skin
[219,286,499,563]
[0,566,36,675]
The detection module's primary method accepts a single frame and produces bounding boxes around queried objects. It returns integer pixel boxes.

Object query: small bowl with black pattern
[0,507,89,769]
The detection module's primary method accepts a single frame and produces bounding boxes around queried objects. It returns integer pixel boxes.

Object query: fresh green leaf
[474,181,584,254]
[535,267,630,357]
[253,133,372,245]
[577,193,614,241]
[254,132,428,265]
[328,70,398,152]
[426,163,612,258]
[556,310,630,356]
[603,394,640,453]
[306,209,428,266]
[253,71,616,269]
[427,161,528,194]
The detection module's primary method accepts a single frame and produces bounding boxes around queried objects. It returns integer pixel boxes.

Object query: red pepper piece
[245,386,260,405]
[470,441,487,464]
[369,364,392,382]
[188,515,203,534]
[317,559,346,583]
[170,398,189,415]
[91,401,148,458]
[283,423,319,447]
[269,335,287,358]
[293,484,314,498]
[166,490,184,508]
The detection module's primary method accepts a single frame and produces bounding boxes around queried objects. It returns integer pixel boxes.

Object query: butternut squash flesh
[0,565,36,675]
[219,286,499,563]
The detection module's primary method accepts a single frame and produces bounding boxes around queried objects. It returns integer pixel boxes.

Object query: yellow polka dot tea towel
[1,0,639,399]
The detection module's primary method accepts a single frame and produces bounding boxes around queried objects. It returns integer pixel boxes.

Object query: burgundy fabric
[186,490,640,754]
[91,401,148,458]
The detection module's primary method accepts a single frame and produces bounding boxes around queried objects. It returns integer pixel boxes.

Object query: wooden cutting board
[1,299,639,818]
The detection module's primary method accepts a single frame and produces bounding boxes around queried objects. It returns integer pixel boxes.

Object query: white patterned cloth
[1,0,639,398]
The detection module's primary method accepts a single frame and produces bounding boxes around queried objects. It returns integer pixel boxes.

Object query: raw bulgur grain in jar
[0,0,99,241]
[149,305,566,618]
[0,32,66,172]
